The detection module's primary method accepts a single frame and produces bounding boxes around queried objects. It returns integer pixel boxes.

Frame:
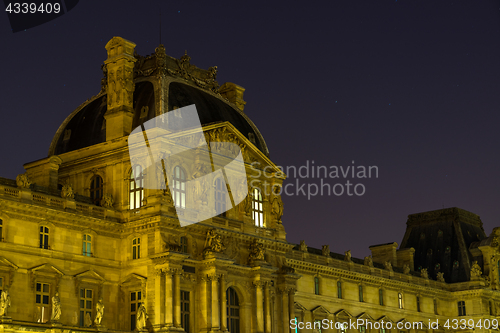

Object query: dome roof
[49,45,269,157]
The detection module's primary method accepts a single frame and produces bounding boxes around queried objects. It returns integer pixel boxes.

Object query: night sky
[2,0,500,259]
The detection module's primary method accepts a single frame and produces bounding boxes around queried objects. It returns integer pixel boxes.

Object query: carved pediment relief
[73,269,106,296]
[28,263,64,290]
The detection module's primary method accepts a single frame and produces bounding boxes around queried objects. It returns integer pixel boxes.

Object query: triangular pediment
[29,263,64,276]
[121,273,147,286]
[294,302,307,312]
[334,309,353,318]
[0,257,18,271]
[74,269,105,282]
[356,312,374,321]
[312,305,331,316]
[376,315,394,323]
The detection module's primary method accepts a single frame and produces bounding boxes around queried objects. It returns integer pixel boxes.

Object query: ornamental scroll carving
[61,184,74,199]
[167,51,220,93]
[203,229,225,256]
[16,173,31,189]
[204,127,246,156]
[248,240,265,265]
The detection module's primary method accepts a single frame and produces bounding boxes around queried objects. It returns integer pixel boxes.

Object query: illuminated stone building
[0,37,499,333]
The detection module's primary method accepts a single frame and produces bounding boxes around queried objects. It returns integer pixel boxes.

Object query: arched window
[214,178,227,217]
[226,287,240,333]
[252,188,264,227]
[130,165,144,210]
[173,166,186,209]
[90,175,103,206]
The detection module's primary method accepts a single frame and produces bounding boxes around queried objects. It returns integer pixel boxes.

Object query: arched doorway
[226,287,240,333]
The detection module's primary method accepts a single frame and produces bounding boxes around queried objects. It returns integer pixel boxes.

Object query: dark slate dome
[49,48,269,157]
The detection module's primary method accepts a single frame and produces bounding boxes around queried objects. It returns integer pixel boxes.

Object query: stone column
[164,269,173,326]
[288,288,296,333]
[255,281,264,333]
[211,274,220,330]
[174,270,181,328]
[220,275,227,332]
[281,289,289,333]
[264,282,271,333]
[154,269,163,325]
[199,276,209,330]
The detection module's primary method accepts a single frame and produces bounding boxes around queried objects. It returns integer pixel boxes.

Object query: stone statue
[136,298,148,330]
[344,250,352,262]
[271,196,284,223]
[364,256,373,267]
[61,184,75,199]
[94,298,104,325]
[248,240,265,264]
[403,264,410,275]
[85,312,92,327]
[322,245,330,257]
[420,268,429,279]
[51,292,62,322]
[436,272,445,282]
[16,173,31,189]
[299,240,307,252]
[470,261,482,279]
[384,261,393,271]
[102,194,114,208]
[204,229,225,253]
[0,288,11,316]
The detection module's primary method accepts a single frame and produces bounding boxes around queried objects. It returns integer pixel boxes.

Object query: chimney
[103,37,137,140]
[220,82,247,112]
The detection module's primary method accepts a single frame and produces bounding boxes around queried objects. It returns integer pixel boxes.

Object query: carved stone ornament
[204,127,246,156]
[436,272,445,282]
[204,229,225,255]
[384,261,393,271]
[168,51,220,93]
[299,240,307,252]
[94,298,104,326]
[364,256,373,267]
[0,288,11,316]
[248,240,266,264]
[16,173,31,189]
[271,196,284,223]
[344,250,352,262]
[420,268,429,279]
[470,261,482,280]
[102,193,114,208]
[322,245,330,257]
[135,295,148,331]
[61,184,75,199]
[51,292,62,322]
[403,264,410,275]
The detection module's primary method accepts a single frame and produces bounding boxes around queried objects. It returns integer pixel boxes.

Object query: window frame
[172,166,186,209]
[358,285,364,302]
[314,276,320,295]
[252,188,264,227]
[90,175,104,206]
[39,226,49,250]
[132,237,141,260]
[458,300,466,316]
[379,288,384,306]
[214,177,227,217]
[35,281,51,323]
[129,165,144,210]
[83,234,92,257]
[398,292,404,309]
[79,288,94,327]
[181,290,190,333]
[130,290,142,331]
[227,287,240,333]
[337,280,342,299]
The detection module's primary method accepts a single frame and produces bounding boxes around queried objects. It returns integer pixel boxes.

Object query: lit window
[359,326,366,333]
[294,316,300,333]
[252,188,264,227]
[173,166,186,209]
[227,287,240,333]
[380,329,386,333]
[181,290,190,333]
[79,288,93,327]
[35,282,50,323]
[90,175,103,206]
[314,277,320,295]
[314,320,322,333]
[458,300,466,316]
[180,236,188,253]
[337,281,342,299]
[359,285,364,302]
[130,165,144,210]
[398,293,404,309]
[214,178,227,217]
[416,296,421,312]
[130,291,142,331]
[340,323,346,333]
[39,226,49,249]
[83,234,92,257]
[379,288,384,306]
[132,238,141,259]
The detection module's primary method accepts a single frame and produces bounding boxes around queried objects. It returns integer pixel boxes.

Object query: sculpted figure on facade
[364,256,373,267]
[403,264,410,275]
[471,261,482,279]
[94,297,104,325]
[248,240,265,264]
[420,268,429,279]
[344,250,352,262]
[85,312,92,327]
[322,245,330,257]
[61,184,75,199]
[0,288,11,316]
[436,272,445,282]
[136,298,148,331]
[16,173,31,189]
[102,193,114,208]
[299,240,307,252]
[204,229,225,253]
[384,261,393,271]
[271,196,284,223]
[51,292,62,322]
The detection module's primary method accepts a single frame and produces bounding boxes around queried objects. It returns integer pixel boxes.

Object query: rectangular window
[39,226,49,249]
[416,296,421,312]
[181,291,190,333]
[35,282,50,323]
[359,285,363,302]
[337,281,342,299]
[79,288,93,327]
[398,293,404,309]
[0,277,3,293]
[180,237,188,253]
[0,219,3,241]
[294,316,300,333]
[360,326,366,333]
[458,301,466,316]
[379,289,384,306]
[314,320,322,333]
[380,329,386,333]
[83,234,92,256]
[130,291,142,331]
[132,238,141,259]
[490,301,494,316]
[314,277,320,295]
[434,299,438,315]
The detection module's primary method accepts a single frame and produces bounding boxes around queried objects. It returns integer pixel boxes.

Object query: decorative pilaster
[164,268,173,326]
[220,275,228,332]
[209,274,220,331]
[288,288,296,333]
[264,282,271,333]
[254,281,265,333]
[173,270,181,328]
[280,288,289,333]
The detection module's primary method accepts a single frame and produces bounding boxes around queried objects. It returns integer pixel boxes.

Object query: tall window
[416,296,421,312]
[359,285,364,302]
[294,317,300,333]
[434,299,438,314]
[79,288,93,327]
[227,287,240,333]
[359,326,366,333]
[130,165,144,210]
[83,234,92,256]
[398,293,404,309]
[181,291,190,333]
[314,320,322,333]
[490,300,494,316]
[35,282,50,323]
[379,288,384,306]
[252,188,264,227]
[173,166,186,209]
[130,291,142,331]
[0,219,3,241]
[132,238,141,259]
[39,226,49,249]
[0,277,3,294]
[314,277,320,295]
[214,178,227,217]
[458,301,466,316]
[90,175,103,206]
[180,236,188,253]
[337,281,342,299]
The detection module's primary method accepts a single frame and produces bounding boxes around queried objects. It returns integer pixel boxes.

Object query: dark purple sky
[2,0,500,258]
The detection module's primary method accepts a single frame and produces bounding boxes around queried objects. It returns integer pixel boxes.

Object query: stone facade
[0,36,499,333]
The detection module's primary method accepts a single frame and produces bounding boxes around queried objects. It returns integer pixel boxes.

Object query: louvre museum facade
[0,37,499,333]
